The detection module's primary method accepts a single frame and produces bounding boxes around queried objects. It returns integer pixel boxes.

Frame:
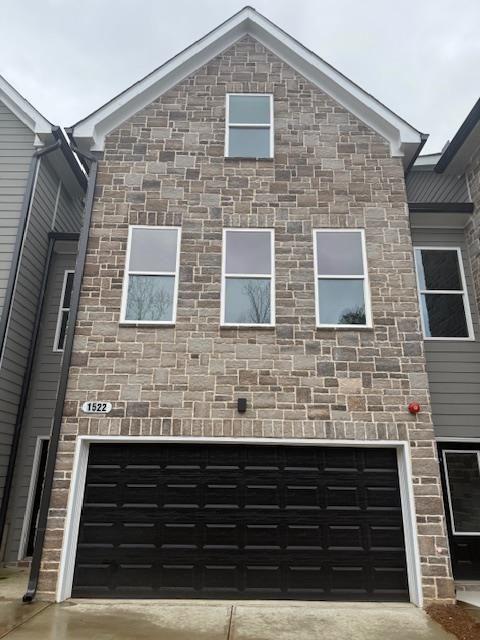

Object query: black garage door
[72,443,409,600]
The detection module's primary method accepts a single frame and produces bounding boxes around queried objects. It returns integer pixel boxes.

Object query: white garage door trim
[56,436,423,606]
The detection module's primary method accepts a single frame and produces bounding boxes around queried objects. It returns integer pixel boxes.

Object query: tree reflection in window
[125,275,173,322]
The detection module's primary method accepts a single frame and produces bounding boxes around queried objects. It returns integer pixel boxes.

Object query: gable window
[414,247,473,340]
[54,270,74,351]
[120,226,181,324]
[313,229,371,328]
[221,229,275,326]
[225,94,273,158]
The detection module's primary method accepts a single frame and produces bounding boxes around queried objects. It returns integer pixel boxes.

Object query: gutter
[23,147,99,603]
[0,139,61,368]
[435,98,480,173]
[408,202,474,213]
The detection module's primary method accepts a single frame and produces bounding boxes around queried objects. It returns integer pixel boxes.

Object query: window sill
[119,322,176,328]
[423,336,475,342]
[316,325,374,331]
[220,324,276,329]
[224,157,274,161]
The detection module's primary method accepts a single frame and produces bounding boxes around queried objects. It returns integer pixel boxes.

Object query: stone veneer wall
[466,146,480,312]
[37,36,454,604]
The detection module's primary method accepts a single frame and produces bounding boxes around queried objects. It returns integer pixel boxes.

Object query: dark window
[415,248,471,339]
[54,270,74,351]
[444,451,480,534]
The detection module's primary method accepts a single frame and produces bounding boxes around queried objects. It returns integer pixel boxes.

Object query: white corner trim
[71,8,422,165]
[0,74,52,143]
[56,436,422,606]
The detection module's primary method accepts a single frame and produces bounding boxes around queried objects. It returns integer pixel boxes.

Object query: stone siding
[38,36,454,604]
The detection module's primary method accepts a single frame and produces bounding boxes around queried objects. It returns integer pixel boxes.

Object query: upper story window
[414,247,473,340]
[221,229,275,326]
[225,94,273,158]
[313,229,371,328]
[54,270,74,351]
[120,226,181,324]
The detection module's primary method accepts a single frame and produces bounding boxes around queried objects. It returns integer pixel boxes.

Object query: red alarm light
[408,402,421,415]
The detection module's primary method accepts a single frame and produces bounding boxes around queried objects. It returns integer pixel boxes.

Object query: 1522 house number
[81,401,112,414]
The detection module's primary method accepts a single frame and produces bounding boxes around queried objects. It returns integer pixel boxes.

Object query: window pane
[228,128,270,157]
[316,231,364,275]
[417,249,462,291]
[129,228,178,272]
[224,278,271,324]
[125,275,175,322]
[57,310,69,351]
[318,279,366,325]
[64,272,74,309]
[225,231,271,275]
[421,293,468,337]
[445,452,480,533]
[229,95,270,124]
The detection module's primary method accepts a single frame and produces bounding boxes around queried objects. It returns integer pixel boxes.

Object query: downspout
[0,236,56,549]
[23,148,98,603]
[0,139,61,364]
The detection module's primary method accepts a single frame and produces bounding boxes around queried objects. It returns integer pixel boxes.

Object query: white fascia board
[71,7,423,165]
[0,75,53,145]
[413,153,442,168]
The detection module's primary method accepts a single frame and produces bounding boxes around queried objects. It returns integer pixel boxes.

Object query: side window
[414,247,473,339]
[225,94,273,158]
[54,270,74,352]
[222,229,275,326]
[313,229,371,328]
[120,226,181,324]
[443,450,480,534]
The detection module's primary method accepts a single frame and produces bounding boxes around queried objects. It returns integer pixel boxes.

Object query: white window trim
[313,228,372,329]
[120,225,182,325]
[56,436,423,607]
[53,269,74,352]
[221,228,275,327]
[442,449,480,536]
[225,93,274,159]
[413,246,474,341]
[18,436,50,560]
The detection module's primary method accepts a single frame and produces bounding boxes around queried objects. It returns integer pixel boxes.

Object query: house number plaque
[81,401,112,414]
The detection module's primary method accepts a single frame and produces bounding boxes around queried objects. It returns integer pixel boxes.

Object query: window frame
[414,246,474,341]
[53,269,75,352]
[313,228,372,329]
[120,225,182,326]
[221,228,276,328]
[225,93,274,159]
[442,448,480,536]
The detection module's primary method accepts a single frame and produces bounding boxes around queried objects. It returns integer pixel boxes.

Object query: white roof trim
[71,7,423,166]
[0,74,53,145]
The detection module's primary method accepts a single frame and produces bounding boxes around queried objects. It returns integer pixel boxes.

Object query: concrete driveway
[0,599,456,640]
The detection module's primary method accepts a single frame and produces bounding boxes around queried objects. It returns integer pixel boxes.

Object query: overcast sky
[1,0,478,154]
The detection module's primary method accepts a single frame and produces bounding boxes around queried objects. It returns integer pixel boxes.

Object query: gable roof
[0,73,53,145]
[70,6,425,168]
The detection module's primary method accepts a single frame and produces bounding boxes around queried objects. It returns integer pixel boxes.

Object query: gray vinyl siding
[412,227,480,439]
[407,169,470,203]
[4,248,76,561]
[0,101,34,319]
[0,154,83,503]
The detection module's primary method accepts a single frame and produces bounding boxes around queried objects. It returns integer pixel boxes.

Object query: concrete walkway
[0,599,456,640]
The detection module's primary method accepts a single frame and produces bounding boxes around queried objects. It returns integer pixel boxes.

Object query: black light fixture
[237,398,247,413]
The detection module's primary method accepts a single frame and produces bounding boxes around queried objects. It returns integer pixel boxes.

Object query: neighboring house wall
[0,101,34,318]
[411,227,480,439]
[4,244,77,562]
[38,36,453,603]
[0,154,83,503]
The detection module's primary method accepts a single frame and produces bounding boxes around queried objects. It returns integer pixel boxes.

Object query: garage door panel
[72,443,409,600]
